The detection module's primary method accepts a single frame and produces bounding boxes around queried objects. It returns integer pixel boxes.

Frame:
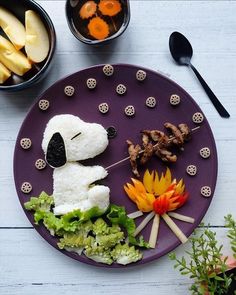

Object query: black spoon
[169,31,230,118]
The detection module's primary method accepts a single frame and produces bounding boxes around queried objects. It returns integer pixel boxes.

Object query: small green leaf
[181,257,186,266]
[214,275,225,281]
[174,264,179,269]
[225,277,232,288]
[168,252,176,260]
[181,271,190,275]
[208,272,216,279]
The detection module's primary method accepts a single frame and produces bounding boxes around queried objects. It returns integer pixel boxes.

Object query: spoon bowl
[169,31,230,118]
[169,32,193,66]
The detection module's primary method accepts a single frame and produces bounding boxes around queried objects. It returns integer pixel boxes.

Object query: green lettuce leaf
[107,205,150,249]
[92,218,121,236]
[61,207,104,231]
[25,192,104,235]
[24,192,149,264]
[111,243,143,265]
[24,191,53,212]
[84,245,113,265]
[96,232,124,249]
[58,222,94,250]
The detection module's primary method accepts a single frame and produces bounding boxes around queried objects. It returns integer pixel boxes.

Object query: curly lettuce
[24,192,146,265]
[84,245,113,265]
[93,218,121,235]
[111,243,143,265]
[24,192,104,235]
[96,232,124,249]
[107,204,150,248]
[24,191,53,212]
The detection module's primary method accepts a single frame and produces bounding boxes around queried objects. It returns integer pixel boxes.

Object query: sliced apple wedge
[0,62,11,84]
[25,10,50,63]
[0,36,31,76]
[0,6,26,50]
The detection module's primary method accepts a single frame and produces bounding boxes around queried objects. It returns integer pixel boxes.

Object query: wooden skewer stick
[105,126,200,170]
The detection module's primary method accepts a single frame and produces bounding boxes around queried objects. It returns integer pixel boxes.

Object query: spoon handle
[190,64,230,118]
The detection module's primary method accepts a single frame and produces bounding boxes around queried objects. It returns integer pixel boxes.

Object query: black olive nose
[46,132,67,168]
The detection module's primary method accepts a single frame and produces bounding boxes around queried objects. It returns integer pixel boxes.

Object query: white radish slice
[162,213,188,244]
[134,211,155,237]
[168,212,195,224]
[149,214,160,248]
[127,211,144,219]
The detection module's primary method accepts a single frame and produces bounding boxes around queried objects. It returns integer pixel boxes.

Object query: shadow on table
[78,32,131,65]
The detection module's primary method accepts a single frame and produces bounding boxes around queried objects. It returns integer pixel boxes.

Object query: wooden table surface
[1,1,236,294]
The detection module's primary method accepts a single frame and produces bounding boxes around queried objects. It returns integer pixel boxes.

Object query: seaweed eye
[71,132,82,140]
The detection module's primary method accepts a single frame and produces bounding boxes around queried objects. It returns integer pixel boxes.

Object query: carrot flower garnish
[124,168,193,248]
[124,169,188,215]
[88,16,109,40]
[98,0,122,17]
[124,178,155,212]
[153,190,189,215]
[79,1,97,19]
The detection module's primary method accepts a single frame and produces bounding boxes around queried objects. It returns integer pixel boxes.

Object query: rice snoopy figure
[42,114,110,215]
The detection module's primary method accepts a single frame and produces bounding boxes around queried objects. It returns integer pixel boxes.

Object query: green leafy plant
[169,215,236,295]
[225,214,236,259]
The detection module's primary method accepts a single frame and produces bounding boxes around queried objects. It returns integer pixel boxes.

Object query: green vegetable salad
[24,191,149,265]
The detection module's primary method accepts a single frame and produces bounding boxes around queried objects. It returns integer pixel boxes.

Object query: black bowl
[65,0,130,45]
[0,0,56,91]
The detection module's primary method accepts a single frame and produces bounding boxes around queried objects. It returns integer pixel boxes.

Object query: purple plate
[14,64,217,267]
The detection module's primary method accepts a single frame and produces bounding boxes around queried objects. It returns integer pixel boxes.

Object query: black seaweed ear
[46,132,67,168]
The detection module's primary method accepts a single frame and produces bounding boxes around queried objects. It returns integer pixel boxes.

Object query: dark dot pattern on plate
[35,159,47,170]
[21,182,32,194]
[64,86,75,97]
[200,147,211,159]
[192,112,204,124]
[170,94,181,106]
[146,96,156,108]
[201,186,211,197]
[103,64,114,76]
[38,99,50,111]
[20,138,32,150]
[98,103,109,114]
[87,78,97,89]
[124,105,135,117]
[116,84,127,95]
[136,70,147,82]
[106,126,117,139]
[186,164,197,176]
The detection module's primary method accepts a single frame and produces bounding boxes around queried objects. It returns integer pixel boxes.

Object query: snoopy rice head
[42,114,109,164]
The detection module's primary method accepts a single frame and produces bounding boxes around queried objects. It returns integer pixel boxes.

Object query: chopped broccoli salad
[24,192,149,265]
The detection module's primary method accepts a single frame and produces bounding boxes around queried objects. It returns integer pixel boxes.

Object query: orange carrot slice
[88,16,109,40]
[98,0,122,17]
[79,1,97,19]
